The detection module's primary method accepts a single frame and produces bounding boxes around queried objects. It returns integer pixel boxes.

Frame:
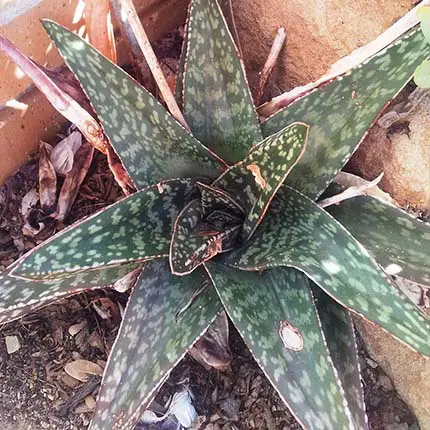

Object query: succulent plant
[1,1,430,429]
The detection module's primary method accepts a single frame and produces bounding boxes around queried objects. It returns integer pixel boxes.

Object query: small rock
[5,335,20,354]
[379,374,394,391]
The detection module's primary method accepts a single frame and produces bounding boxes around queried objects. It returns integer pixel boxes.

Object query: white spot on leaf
[279,320,304,351]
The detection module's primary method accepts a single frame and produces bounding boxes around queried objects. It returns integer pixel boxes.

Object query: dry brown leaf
[50,131,83,175]
[68,321,87,337]
[85,0,117,63]
[113,267,142,293]
[53,142,94,222]
[189,311,232,371]
[39,141,57,212]
[64,359,104,382]
[20,189,39,217]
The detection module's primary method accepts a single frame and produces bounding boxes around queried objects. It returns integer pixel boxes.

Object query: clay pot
[0,0,189,184]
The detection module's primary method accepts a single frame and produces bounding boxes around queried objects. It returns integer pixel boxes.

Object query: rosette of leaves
[1,1,430,429]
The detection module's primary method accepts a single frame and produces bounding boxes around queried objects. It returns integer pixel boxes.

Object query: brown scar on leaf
[279,320,304,352]
[207,237,223,259]
[246,164,267,189]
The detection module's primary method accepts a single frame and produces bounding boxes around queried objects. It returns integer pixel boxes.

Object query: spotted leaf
[0,265,139,324]
[223,186,430,356]
[90,259,222,430]
[170,199,241,275]
[11,179,199,280]
[180,0,262,163]
[262,27,430,200]
[327,194,430,287]
[213,122,309,240]
[314,288,367,429]
[198,182,244,219]
[206,263,355,430]
[42,21,227,188]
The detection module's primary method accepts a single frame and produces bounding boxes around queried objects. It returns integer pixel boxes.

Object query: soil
[0,25,422,430]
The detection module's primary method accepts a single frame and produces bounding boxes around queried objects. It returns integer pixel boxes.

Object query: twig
[257,0,430,118]
[255,27,286,105]
[115,0,189,130]
[56,375,101,417]
[318,173,384,208]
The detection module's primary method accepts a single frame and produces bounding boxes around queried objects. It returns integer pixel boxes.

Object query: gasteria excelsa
[1,0,430,429]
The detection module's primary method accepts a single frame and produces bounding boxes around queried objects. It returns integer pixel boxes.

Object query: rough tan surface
[355,316,430,429]
[348,90,430,211]
[232,0,416,92]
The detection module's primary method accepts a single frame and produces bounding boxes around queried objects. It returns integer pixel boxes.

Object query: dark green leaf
[170,199,241,275]
[42,21,227,188]
[223,186,430,356]
[327,194,430,287]
[181,0,262,163]
[90,259,222,430]
[206,263,355,429]
[263,27,430,200]
[0,265,139,324]
[314,288,367,429]
[11,179,199,280]
[213,122,308,239]
[198,182,244,218]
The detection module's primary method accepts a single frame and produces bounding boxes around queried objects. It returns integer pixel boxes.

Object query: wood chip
[5,335,20,354]
[68,321,87,337]
[64,359,104,382]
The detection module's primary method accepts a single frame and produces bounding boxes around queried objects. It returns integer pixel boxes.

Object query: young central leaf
[180,0,262,163]
[213,122,309,240]
[170,199,241,275]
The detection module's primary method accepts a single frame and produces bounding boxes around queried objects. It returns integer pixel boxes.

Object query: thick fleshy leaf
[0,264,138,324]
[42,21,227,188]
[213,122,309,239]
[327,195,430,287]
[314,288,367,429]
[90,259,222,430]
[170,199,241,275]
[414,59,430,87]
[180,0,262,163]
[223,186,430,356]
[262,27,430,200]
[11,179,199,280]
[206,263,355,429]
[198,182,244,218]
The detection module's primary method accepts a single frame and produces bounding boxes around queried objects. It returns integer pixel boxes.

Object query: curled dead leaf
[246,164,267,189]
[64,359,104,382]
[113,267,142,293]
[39,142,57,212]
[50,131,83,175]
[189,311,232,371]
